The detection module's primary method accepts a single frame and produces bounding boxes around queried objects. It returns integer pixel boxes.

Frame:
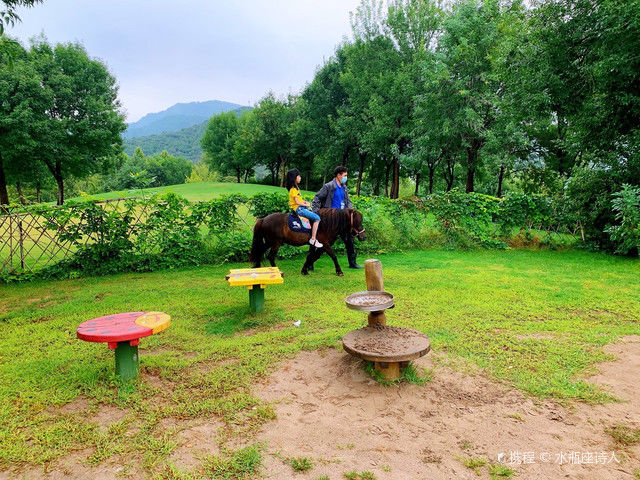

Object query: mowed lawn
[68,181,315,202]
[0,249,638,476]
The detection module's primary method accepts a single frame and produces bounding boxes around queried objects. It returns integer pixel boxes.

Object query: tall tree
[425,0,510,192]
[30,39,125,204]
[201,111,242,181]
[251,93,296,186]
[0,38,49,205]
[231,111,261,183]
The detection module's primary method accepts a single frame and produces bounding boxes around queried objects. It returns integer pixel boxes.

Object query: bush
[605,184,640,256]
[247,192,288,218]
[6,190,582,282]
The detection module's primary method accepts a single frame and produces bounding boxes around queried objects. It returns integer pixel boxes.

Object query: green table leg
[249,285,265,313]
[115,341,139,380]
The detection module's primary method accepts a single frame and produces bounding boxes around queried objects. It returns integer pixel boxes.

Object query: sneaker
[309,238,323,248]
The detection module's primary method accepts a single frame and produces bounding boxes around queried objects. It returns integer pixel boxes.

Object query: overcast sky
[10,0,361,122]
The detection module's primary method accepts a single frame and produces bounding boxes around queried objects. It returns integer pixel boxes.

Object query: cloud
[10,0,361,122]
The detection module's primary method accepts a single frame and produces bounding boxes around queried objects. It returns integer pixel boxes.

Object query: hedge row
[2,190,581,281]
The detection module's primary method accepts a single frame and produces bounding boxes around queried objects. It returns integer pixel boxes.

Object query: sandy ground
[2,337,639,479]
[254,338,640,480]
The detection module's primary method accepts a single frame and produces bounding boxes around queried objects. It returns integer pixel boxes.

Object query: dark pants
[340,231,359,267]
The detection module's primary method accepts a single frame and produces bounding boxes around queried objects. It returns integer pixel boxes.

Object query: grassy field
[68,182,315,202]
[0,249,638,477]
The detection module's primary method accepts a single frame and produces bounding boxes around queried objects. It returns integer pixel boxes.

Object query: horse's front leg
[323,244,343,276]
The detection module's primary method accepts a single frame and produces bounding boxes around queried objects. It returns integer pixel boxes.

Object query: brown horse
[250,208,366,276]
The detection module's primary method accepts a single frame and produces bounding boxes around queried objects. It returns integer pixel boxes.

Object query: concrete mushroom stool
[77,311,170,380]
[225,267,284,313]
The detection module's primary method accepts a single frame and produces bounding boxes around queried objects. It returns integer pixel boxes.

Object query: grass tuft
[288,456,314,472]
[202,445,262,479]
[606,424,640,446]
[344,471,377,480]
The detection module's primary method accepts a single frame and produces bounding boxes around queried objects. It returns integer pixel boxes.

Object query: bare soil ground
[3,337,639,479]
[253,337,640,479]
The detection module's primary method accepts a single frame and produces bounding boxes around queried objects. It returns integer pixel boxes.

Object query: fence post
[8,212,13,273]
[18,219,24,271]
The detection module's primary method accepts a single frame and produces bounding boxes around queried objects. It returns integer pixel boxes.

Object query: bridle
[350,211,365,236]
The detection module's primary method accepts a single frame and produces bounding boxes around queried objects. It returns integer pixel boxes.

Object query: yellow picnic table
[225,267,284,312]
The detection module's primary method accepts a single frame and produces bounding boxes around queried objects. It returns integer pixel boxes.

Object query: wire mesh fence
[0,199,146,275]
[0,197,257,276]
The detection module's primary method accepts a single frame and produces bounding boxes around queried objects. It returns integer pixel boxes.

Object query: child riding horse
[250,208,366,276]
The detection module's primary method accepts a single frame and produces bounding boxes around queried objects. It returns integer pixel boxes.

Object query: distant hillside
[123,106,252,162]
[124,100,247,138]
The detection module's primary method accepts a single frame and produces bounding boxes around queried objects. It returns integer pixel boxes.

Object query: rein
[349,211,365,236]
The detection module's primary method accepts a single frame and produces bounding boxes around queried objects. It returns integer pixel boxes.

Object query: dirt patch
[4,338,640,479]
[253,347,639,479]
[94,292,111,301]
[0,453,129,480]
[46,397,128,433]
[582,335,640,427]
[30,315,54,324]
[169,420,224,469]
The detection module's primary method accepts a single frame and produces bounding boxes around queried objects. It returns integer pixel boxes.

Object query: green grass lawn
[68,181,315,202]
[0,249,638,477]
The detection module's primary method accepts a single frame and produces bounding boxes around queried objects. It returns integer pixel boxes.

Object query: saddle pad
[287,213,312,234]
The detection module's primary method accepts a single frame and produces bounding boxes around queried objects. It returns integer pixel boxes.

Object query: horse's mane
[317,208,350,235]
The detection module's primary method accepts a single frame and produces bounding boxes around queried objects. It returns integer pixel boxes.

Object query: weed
[489,463,515,479]
[459,455,487,474]
[202,444,262,478]
[344,471,377,480]
[288,456,314,472]
[606,424,640,446]
[364,362,432,386]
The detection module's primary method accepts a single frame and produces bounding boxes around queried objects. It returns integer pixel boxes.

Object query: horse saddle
[287,212,312,234]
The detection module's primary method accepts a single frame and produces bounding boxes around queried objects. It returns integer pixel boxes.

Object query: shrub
[605,184,640,256]
[5,190,582,282]
[247,192,288,218]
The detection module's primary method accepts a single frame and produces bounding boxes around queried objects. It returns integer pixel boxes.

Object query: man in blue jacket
[311,165,363,269]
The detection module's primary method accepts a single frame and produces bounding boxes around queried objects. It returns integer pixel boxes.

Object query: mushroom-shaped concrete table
[225,267,284,313]
[342,259,430,381]
[77,311,170,380]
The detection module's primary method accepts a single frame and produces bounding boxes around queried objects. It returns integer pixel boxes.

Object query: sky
[9,0,362,122]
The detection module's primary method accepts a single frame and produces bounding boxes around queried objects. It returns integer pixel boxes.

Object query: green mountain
[124,100,247,138]
[123,106,252,162]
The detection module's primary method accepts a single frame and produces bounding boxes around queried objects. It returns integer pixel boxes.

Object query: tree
[0,37,50,204]
[422,0,510,193]
[231,111,262,183]
[145,150,192,186]
[299,49,352,189]
[201,111,240,181]
[1,0,42,35]
[30,38,126,204]
[251,93,296,186]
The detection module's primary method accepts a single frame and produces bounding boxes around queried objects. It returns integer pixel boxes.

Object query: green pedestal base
[249,285,265,313]
[115,342,139,380]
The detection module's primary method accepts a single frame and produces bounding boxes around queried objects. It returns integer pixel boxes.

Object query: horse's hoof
[337,271,344,277]
[301,270,309,276]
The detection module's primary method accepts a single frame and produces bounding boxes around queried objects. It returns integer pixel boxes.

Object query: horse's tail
[250,218,265,267]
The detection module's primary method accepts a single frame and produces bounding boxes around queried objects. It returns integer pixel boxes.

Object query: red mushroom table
[77,311,170,380]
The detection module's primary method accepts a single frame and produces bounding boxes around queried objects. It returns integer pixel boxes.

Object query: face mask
[341,176,347,185]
